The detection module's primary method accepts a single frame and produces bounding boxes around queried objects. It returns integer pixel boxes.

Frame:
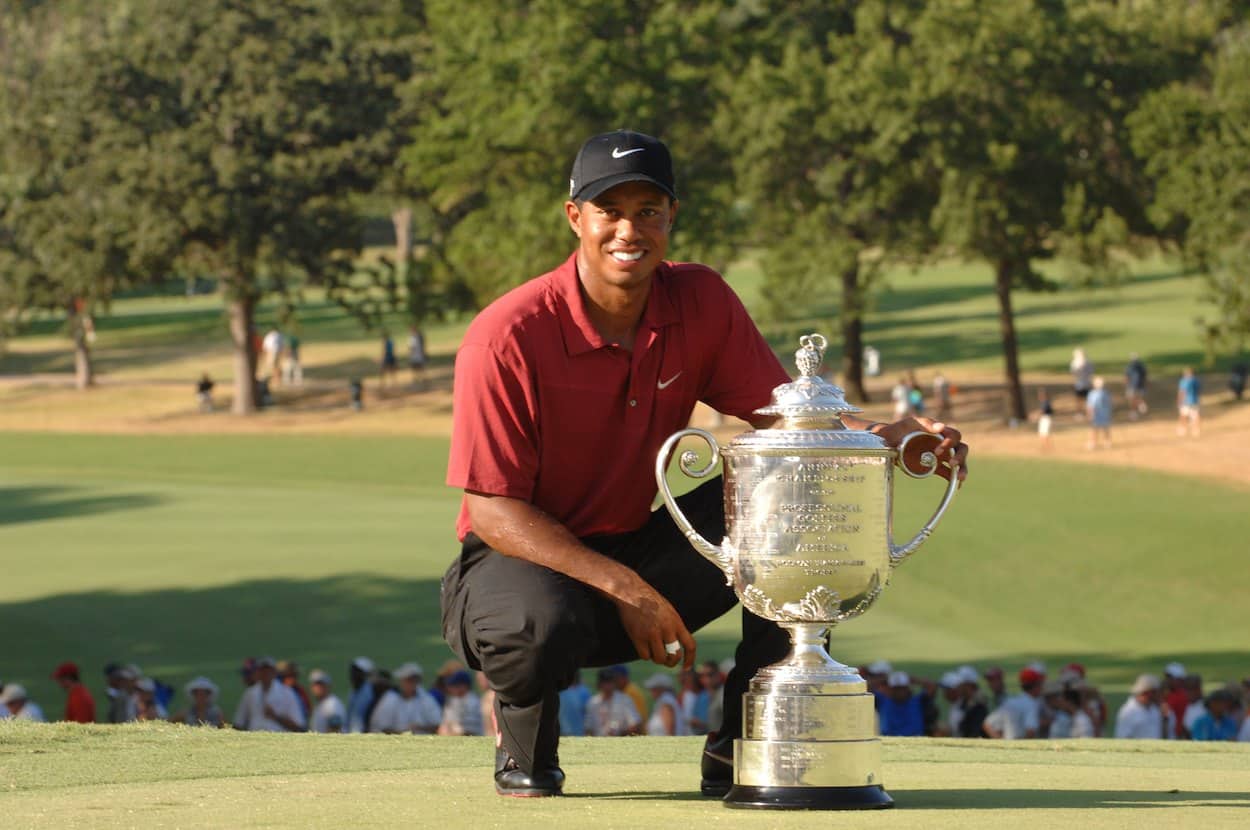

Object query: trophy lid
[754,334,863,424]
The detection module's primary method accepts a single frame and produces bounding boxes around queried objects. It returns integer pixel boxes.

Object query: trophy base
[724,784,894,810]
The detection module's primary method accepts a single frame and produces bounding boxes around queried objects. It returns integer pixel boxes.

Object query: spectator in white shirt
[308,669,346,734]
[984,668,1044,739]
[0,685,46,722]
[1114,674,1173,739]
[643,673,689,736]
[585,669,641,737]
[1048,686,1096,738]
[437,671,483,736]
[232,656,306,732]
[370,663,442,735]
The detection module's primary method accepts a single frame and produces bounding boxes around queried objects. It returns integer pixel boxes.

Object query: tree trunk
[228,295,258,415]
[392,206,413,266]
[839,260,869,403]
[995,258,1027,422]
[71,314,94,390]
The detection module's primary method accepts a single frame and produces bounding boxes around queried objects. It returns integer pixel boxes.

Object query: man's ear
[564,200,582,237]
[668,198,679,231]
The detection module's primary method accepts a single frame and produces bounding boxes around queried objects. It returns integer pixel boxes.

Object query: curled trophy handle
[888,431,961,567]
[655,428,734,585]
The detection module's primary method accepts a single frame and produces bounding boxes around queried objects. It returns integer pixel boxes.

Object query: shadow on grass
[895,788,1250,810]
[0,486,164,527]
[0,574,459,710]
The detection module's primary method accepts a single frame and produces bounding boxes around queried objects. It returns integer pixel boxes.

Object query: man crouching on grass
[439,130,970,797]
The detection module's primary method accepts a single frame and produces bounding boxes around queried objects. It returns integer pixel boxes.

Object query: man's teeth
[612,251,643,262]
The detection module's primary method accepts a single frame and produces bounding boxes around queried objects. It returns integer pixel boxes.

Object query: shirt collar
[555,253,679,357]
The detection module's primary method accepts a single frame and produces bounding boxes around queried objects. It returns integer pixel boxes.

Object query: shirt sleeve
[697,279,789,420]
[447,342,540,500]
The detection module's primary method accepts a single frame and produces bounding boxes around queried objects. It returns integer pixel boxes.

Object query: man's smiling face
[565,180,678,292]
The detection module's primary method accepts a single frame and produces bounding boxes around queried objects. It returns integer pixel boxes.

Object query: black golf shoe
[494,748,564,798]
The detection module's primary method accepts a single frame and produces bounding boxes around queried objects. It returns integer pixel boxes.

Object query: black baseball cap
[569,130,677,204]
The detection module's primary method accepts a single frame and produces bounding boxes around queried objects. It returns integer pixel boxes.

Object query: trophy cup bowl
[655,334,960,810]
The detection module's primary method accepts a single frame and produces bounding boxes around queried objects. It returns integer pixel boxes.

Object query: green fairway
[2,432,1246,718]
[2,721,1248,829]
[2,253,1234,382]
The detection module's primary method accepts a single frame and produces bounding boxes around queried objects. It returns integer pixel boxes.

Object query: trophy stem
[752,623,864,690]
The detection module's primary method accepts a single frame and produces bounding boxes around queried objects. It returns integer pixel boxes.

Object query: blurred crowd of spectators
[4,657,1248,743]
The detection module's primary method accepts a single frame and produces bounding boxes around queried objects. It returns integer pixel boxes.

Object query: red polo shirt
[448,253,788,540]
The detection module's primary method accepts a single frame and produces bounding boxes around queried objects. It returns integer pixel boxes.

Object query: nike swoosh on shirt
[657,372,682,390]
[612,147,645,158]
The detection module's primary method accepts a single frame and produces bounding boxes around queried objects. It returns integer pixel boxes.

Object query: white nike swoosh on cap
[657,372,682,390]
[612,147,645,158]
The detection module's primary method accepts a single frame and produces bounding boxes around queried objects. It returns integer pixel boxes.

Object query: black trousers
[439,478,790,775]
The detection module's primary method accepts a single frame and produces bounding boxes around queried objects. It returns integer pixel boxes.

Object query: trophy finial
[796,334,827,378]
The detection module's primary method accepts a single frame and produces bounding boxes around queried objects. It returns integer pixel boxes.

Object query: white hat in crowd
[309,669,332,685]
[393,663,424,681]
[185,677,218,699]
[0,684,27,705]
[888,671,911,688]
[135,677,156,694]
[867,660,893,676]
[939,672,961,690]
[644,673,675,691]
[1164,662,1187,679]
[1131,674,1162,695]
[351,656,375,673]
[956,666,981,686]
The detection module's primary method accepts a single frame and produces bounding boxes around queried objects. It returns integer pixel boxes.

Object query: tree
[79,0,408,413]
[723,1,935,402]
[0,5,167,387]
[899,0,1205,421]
[1131,17,1250,356]
[408,0,751,308]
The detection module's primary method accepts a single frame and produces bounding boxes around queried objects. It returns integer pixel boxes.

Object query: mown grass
[2,721,1248,829]
[2,432,1246,721]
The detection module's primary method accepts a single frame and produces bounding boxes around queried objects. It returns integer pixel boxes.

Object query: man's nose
[614,217,639,240]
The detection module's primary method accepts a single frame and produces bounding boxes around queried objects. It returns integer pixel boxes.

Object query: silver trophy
[656,334,960,810]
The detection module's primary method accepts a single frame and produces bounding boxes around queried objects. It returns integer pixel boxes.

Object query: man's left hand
[873,416,968,485]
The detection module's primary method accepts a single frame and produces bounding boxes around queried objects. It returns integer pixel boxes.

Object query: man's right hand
[614,583,697,670]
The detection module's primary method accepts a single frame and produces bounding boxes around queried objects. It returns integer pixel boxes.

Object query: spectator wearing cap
[1179,675,1205,739]
[51,662,96,724]
[878,672,937,737]
[983,666,1008,709]
[370,663,442,735]
[135,677,168,721]
[1162,662,1189,737]
[678,668,709,736]
[557,670,591,737]
[864,660,893,701]
[937,671,962,736]
[308,670,346,734]
[239,657,258,689]
[232,656,306,732]
[277,660,312,720]
[984,668,1044,739]
[171,677,225,727]
[105,663,138,724]
[953,666,989,738]
[1189,690,1239,741]
[438,670,484,736]
[644,674,689,736]
[585,668,641,737]
[0,684,45,722]
[346,657,376,733]
[1114,674,1173,739]
[611,665,648,726]
[1048,685,1096,739]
